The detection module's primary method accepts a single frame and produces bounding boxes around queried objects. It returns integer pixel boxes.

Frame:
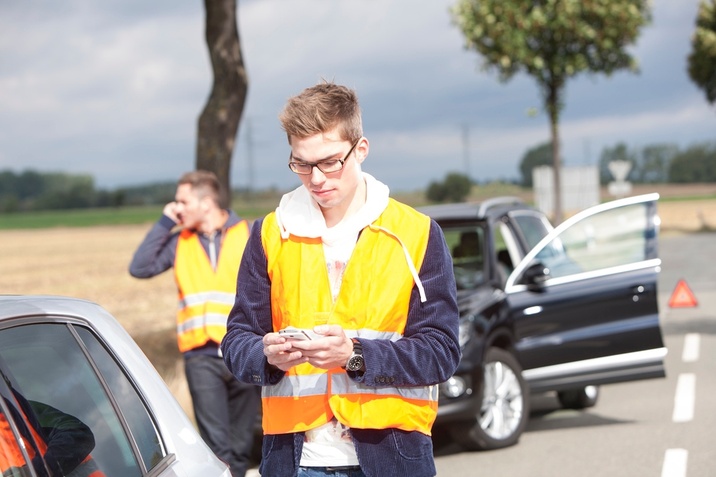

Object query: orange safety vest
[1,407,46,471]
[261,199,438,436]
[174,220,250,352]
[1,404,105,476]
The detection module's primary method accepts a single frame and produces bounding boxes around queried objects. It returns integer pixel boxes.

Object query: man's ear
[200,195,213,213]
[355,137,369,164]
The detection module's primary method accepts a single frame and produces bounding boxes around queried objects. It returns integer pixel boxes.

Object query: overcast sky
[1,0,714,193]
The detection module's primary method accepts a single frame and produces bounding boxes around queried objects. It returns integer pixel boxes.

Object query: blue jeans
[185,354,261,477]
[298,467,366,477]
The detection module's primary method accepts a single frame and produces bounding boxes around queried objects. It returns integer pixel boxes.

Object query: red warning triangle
[668,279,698,308]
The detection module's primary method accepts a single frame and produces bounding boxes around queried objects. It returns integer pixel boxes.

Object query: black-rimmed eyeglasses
[288,139,360,175]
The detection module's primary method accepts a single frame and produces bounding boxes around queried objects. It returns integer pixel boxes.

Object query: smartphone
[278,327,312,341]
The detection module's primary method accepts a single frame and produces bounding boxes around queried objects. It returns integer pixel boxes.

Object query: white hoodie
[275,172,389,241]
[275,173,390,300]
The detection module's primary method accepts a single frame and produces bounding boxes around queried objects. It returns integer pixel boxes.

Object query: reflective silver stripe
[262,373,330,398]
[262,372,437,402]
[273,327,403,341]
[176,313,228,333]
[179,291,235,309]
[522,347,668,381]
[347,329,402,341]
[331,374,438,401]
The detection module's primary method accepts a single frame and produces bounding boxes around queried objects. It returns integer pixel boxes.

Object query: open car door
[505,193,667,393]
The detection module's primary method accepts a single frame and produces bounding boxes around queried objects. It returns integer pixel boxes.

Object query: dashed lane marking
[672,373,695,423]
[682,333,700,363]
[661,448,688,477]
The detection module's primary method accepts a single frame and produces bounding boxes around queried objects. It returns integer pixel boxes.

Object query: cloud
[0,0,714,193]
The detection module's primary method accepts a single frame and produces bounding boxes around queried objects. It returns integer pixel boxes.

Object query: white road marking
[672,373,695,423]
[682,333,700,363]
[661,448,688,477]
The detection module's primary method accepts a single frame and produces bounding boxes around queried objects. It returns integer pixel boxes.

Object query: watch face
[346,355,365,372]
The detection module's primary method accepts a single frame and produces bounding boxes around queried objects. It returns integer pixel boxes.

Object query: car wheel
[449,347,530,451]
[557,385,600,409]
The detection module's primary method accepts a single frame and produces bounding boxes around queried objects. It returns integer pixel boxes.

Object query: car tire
[557,385,600,409]
[449,347,530,451]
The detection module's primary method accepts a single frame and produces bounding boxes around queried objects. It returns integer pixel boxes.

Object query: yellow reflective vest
[174,221,249,352]
[260,199,438,436]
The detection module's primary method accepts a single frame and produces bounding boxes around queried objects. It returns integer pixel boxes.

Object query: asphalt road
[433,231,716,477]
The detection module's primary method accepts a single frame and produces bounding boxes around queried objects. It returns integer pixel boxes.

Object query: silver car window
[0,323,163,477]
[76,326,166,473]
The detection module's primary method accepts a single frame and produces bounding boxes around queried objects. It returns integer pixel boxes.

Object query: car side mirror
[520,262,550,291]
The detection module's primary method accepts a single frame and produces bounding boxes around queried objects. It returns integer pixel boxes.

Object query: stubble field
[1,184,715,418]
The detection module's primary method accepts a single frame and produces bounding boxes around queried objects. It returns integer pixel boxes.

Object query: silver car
[0,295,230,477]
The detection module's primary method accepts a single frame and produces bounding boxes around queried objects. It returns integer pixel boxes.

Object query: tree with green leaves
[451,0,651,222]
[519,141,553,187]
[426,172,473,203]
[637,144,677,183]
[688,0,716,106]
[669,142,716,182]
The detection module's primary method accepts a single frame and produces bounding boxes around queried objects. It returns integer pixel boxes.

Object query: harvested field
[1,185,714,418]
[0,224,190,412]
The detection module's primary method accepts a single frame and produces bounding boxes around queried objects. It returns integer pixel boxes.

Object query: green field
[0,206,161,229]
[0,183,713,230]
[0,203,279,230]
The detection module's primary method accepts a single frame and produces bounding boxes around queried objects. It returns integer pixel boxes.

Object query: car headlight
[440,376,470,398]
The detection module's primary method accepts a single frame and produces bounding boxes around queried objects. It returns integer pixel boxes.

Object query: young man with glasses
[221,81,460,477]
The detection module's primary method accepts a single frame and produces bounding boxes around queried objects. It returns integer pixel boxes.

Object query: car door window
[534,201,653,280]
[0,322,165,477]
[511,212,552,250]
[494,221,530,287]
[75,327,165,472]
[508,194,660,288]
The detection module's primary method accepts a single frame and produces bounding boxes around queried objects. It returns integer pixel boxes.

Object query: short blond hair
[279,81,363,144]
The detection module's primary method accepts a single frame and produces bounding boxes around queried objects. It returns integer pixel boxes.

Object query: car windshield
[443,225,487,290]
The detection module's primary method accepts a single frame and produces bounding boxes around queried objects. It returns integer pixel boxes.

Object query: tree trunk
[547,83,563,224]
[196,0,247,208]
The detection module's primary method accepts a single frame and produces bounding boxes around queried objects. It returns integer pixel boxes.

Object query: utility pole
[462,123,470,179]
[245,118,255,203]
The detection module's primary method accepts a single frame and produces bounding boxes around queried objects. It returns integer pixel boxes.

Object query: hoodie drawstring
[368,224,427,303]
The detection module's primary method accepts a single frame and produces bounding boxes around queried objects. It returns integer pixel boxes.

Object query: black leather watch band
[345,338,365,372]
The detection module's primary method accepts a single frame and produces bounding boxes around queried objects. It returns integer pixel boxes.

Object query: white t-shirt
[299,230,360,467]
[275,173,391,467]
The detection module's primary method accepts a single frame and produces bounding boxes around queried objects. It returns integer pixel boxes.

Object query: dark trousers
[185,354,261,477]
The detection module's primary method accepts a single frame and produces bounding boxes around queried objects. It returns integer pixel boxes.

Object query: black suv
[420,194,667,451]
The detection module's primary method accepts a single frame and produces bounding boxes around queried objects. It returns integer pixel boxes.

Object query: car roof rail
[477,196,525,216]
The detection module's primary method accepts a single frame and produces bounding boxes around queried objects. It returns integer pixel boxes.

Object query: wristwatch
[345,338,365,372]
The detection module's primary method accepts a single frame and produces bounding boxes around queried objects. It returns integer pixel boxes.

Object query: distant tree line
[427,140,716,204]
[0,170,177,213]
[518,140,716,187]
